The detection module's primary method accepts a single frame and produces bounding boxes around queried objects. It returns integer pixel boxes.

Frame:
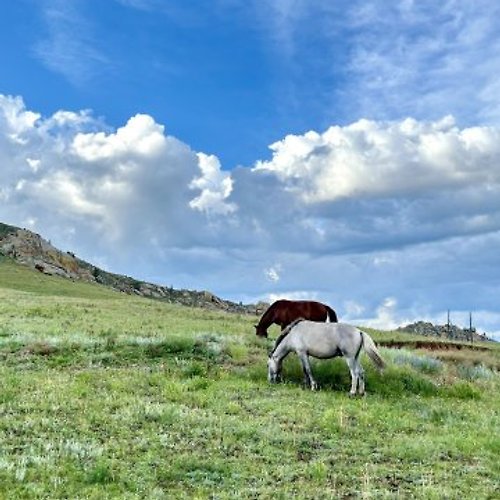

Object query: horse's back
[292,320,359,337]
[273,300,331,322]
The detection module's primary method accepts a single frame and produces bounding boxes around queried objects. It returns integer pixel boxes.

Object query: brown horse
[255,299,338,337]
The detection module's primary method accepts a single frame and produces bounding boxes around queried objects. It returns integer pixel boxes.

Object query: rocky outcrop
[397,321,491,342]
[0,222,267,315]
[0,223,94,281]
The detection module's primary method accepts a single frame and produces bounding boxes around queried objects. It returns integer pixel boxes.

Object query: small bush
[183,361,207,378]
[193,333,227,360]
[226,342,248,362]
[457,364,495,381]
[145,337,195,358]
[85,460,114,485]
[141,402,180,425]
[24,341,59,356]
[368,366,438,397]
[442,381,481,400]
[386,348,443,374]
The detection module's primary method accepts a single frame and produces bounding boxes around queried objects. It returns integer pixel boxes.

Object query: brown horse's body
[255,299,338,337]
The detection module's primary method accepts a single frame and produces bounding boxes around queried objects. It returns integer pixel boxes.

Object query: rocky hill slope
[397,320,491,343]
[0,222,267,314]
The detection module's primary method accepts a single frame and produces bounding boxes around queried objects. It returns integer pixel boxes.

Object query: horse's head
[254,324,268,338]
[267,355,281,383]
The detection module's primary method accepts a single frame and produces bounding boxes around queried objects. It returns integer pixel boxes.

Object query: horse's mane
[269,318,305,357]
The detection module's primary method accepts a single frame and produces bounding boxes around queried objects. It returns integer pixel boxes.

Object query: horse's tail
[325,305,338,323]
[360,331,385,371]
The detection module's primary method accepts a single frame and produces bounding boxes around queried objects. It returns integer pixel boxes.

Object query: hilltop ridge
[0,222,266,314]
[398,320,491,344]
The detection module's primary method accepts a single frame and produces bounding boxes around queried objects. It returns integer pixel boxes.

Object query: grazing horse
[255,299,338,338]
[268,319,385,396]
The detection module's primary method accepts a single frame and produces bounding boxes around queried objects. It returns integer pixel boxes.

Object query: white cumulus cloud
[2,94,500,338]
[72,114,167,161]
[254,116,500,203]
[189,153,237,215]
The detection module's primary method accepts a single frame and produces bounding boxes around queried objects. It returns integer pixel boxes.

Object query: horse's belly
[306,346,342,359]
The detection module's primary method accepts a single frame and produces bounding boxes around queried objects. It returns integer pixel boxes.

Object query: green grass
[0,258,499,498]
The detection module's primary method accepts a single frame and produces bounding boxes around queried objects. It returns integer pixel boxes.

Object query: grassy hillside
[0,254,120,299]
[0,224,262,313]
[0,258,499,498]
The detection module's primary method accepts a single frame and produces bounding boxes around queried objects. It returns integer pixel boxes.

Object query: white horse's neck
[271,337,292,362]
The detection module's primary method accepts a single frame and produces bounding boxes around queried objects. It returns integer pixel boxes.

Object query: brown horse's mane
[269,317,305,357]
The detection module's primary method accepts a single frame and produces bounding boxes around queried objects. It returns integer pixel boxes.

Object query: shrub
[85,460,114,485]
[193,333,227,361]
[442,381,481,400]
[145,337,195,358]
[457,364,495,381]
[368,365,438,397]
[386,348,443,374]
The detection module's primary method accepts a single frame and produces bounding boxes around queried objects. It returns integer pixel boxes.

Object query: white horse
[268,319,385,396]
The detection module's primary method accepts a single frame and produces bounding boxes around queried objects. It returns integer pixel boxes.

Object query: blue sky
[2,0,500,339]
[2,0,351,167]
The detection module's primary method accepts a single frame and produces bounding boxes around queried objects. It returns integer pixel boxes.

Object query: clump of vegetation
[384,348,444,374]
[458,363,495,380]
[193,332,227,359]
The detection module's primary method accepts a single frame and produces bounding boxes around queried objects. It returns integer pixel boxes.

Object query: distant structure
[464,312,476,344]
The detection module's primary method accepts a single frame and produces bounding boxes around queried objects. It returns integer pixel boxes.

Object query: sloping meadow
[0,260,499,498]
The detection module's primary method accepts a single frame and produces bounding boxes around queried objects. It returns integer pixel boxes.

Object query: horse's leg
[298,352,318,390]
[357,362,365,396]
[346,358,365,396]
[345,357,359,396]
[276,359,283,383]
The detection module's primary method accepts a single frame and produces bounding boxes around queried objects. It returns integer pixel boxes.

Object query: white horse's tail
[360,331,385,371]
